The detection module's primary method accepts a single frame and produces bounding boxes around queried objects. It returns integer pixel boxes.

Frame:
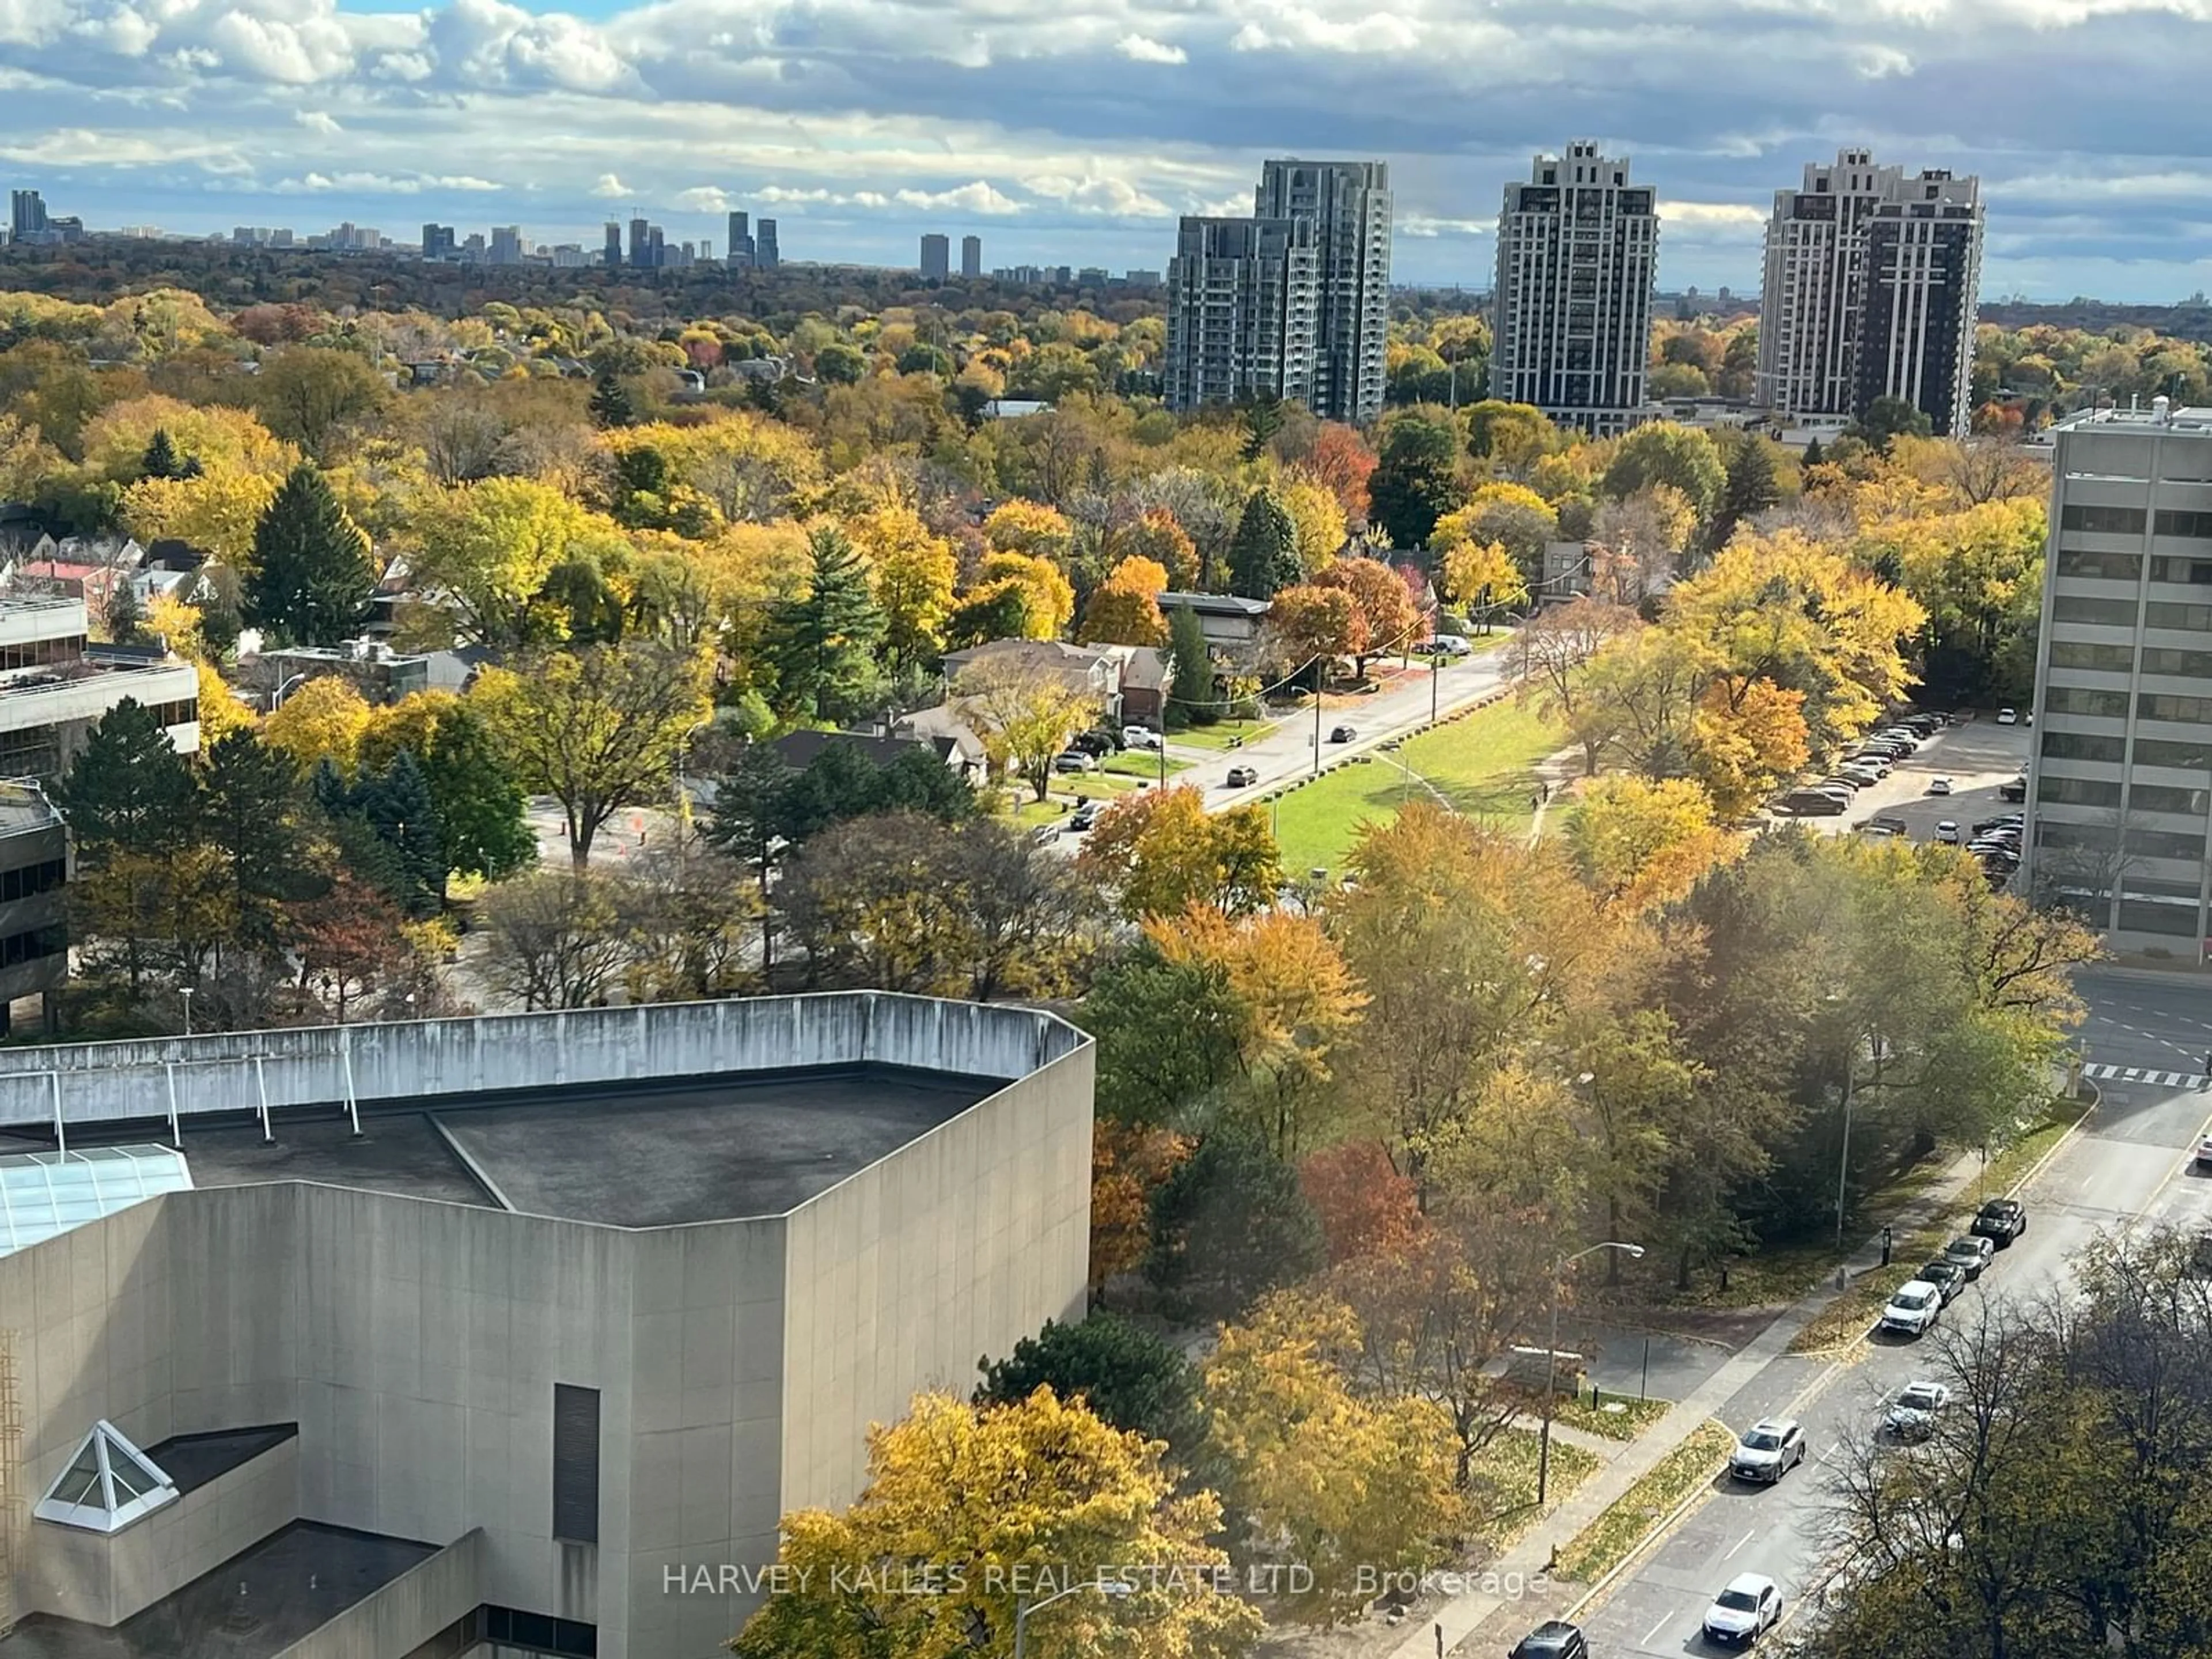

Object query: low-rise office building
[0,995,1093,1659]
[0,597,198,780]
[0,780,68,1032]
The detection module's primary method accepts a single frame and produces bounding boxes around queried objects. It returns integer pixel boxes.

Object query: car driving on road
[1328,725,1357,743]
[1730,1418,1807,1484]
[1509,1620,1588,1659]
[1883,1280,1944,1336]
[1224,765,1257,789]
[1703,1574,1782,1647]
[1971,1198,2027,1245]
[1943,1235,1997,1279]
[1884,1380,1953,1442]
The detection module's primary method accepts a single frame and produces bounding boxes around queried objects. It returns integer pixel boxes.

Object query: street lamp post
[1539,1240,1645,1506]
[1013,1578,1133,1659]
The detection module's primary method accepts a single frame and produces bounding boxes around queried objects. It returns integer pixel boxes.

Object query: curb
[1558,1084,2105,1627]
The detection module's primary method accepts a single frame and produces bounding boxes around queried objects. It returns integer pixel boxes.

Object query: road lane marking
[1642,1609,1676,1646]
[1724,1526,1756,1561]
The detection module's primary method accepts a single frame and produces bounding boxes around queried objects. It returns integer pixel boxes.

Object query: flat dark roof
[70,1065,997,1227]
[0,1521,437,1659]
[144,1425,296,1496]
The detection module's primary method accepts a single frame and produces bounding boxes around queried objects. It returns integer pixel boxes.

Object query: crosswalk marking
[2084,1062,2206,1089]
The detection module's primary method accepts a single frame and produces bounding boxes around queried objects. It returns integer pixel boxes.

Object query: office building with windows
[1854,169,1984,438]
[725,211,753,268]
[919,233,949,281]
[961,234,982,279]
[2023,406,2212,949]
[755,219,779,268]
[1162,215,1316,412]
[0,596,198,781]
[0,994,1092,1659]
[1492,142,1657,437]
[1254,160,1391,423]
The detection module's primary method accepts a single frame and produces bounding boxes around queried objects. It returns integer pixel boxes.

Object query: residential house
[768,725,978,781]
[1089,643,1175,726]
[1157,592,1272,651]
[941,639,1122,720]
[887,704,991,781]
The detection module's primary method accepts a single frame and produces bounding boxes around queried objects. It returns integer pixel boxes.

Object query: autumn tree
[1263,584,1361,684]
[1279,478,1349,575]
[730,1388,1259,1659]
[475,869,630,1009]
[1515,595,1641,771]
[1085,1122,1194,1304]
[1075,558,1170,646]
[1078,785,1282,919]
[1300,1142,1423,1267]
[1226,487,1301,599]
[848,501,957,668]
[1564,775,1737,910]
[249,346,389,462]
[55,699,198,992]
[1439,539,1529,628]
[1293,422,1378,522]
[245,464,375,646]
[953,658,1095,801]
[475,641,713,868]
[977,1313,1211,1482]
[290,867,410,1022]
[1601,421,1725,526]
[262,675,373,775]
[1316,553,1421,672]
[405,478,627,649]
[1368,410,1464,549]
[611,828,759,1003]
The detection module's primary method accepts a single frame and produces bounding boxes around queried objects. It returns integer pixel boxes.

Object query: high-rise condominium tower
[961,235,982,279]
[726,210,755,268]
[920,233,949,281]
[1758,150,1984,437]
[756,219,779,268]
[1492,143,1657,437]
[1253,160,1391,423]
[1162,216,1316,412]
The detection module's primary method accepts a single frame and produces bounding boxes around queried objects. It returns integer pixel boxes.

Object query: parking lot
[1785,712,2034,847]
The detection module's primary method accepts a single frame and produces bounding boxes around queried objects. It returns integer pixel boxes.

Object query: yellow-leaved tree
[730,1388,1260,1659]
[262,675,373,775]
[1278,477,1348,575]
[974,550,1075,640]
[846,502,957,668]
[1076,555,1171,646]
[1077,785,1282,920]
[953,657,1096,801]
[1563,775,1740,910]
[981,498,1076,565]
[1205,1293,1462,1626]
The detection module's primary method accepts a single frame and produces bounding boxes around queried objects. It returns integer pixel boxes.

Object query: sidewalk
[1384,1139,2007,1659]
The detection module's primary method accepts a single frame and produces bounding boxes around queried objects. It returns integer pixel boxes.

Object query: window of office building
[2056,548,2145,581]
[2146,602,2212,632]
[2151,556,2212,585]
[0,859,65,904]
[2050,686,2134,718]
[551,1384,599,1544]
[2156,509,2212,540]
[0,636,85,671]
[2061,504,2149,535]
[2141,646,2212,679]
[2132,827,2207,861]
[2050,641,2137,673]
[2053,596,2139,627]
[2131,783,2209,815]
[2116,899,2200,935]
[2135,736,2212,770]
[2132,699,2212,730]
[0,926,64,969]
[2040,731,2126,764]
[473,1607,599,1657]
[0,726,61,781]
[2038,775,2124,808]
[2035,820,2118,853]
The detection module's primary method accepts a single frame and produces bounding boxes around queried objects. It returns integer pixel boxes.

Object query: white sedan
[1703,1574,1782,1646]
[1885,1380,1953,1441]
[1935,821,1960,843]
[1997,707,2019,725]
[1927,777,1953,796]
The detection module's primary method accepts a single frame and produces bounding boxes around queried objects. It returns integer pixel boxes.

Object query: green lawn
[1101,751,1191,780]
[1171,718,1278,751]
[1266,695,1563,876]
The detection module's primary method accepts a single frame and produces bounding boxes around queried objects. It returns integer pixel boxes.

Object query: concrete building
[1492,142,1657,437]
[603,222,622,268]
[1162,215,1316,412]
[1756,149,1903,421]
[725,211,753,269]
[960,234,982,279]
[0,780,67,1031]
[10,191,47,244]
[919,233,949,282]
[0,597,198,781]
[1255,160,1392,424]
[488,226,523,267]
[1855,170,1984,439]
[0,994,1093,1659]
[2022,406,2212,951]
[756,219,779,269]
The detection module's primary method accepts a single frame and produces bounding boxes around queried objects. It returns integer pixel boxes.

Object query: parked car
[1067,803,1099,833]
[1329,725,1357,743]
[1029,823,1062,845]
[1066,730,1113,757]
[1730,1418,1808,1484]
[1225,765,1259,789]
[1122,725,1162,751]
[1849,755,1893,777]
[1928,777,1953,795]
[1703,1574,1782,1647]
[1943,1235,1997,1279]
[1917,1259,1967,1302]
[1053,750,1098,774]
[1784,789,1849,816]
[1509,1621,1589,1659]
[1974,815,2024,836]
[1997,707,2018,725]
[1971,1198,2028,1245]
[1883,1281,1944,1336]
[2194,1134,2212,1171]
[1868,814,1911,836]
[1420,635,1474,658]
[1838,766,1885,788]
[1885,1380,1953,1442]
[1934,820,1960,843]
[1999,777,2028,802]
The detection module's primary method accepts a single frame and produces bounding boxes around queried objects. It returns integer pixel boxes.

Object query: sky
[6,0,2212,301]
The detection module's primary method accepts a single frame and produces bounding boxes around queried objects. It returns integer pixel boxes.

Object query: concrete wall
[21,1433,300,1625]
[270,1529,484,1659]
[0,994,1087,1138]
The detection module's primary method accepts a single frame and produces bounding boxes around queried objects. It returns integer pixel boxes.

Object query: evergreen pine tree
[589,370,636,429]
[355,752,445,916]
[1226,488,1300,600]
[200,728,311,953]
[422,703,535,880]
[105,579,145,645]
[245,464,376,647]
[1164,604,1215,730]
[141,427,181,482]
[762,525,887,721]
[1802,437,1825,468]
[1713,437,1782,549]
[54,699,196,858]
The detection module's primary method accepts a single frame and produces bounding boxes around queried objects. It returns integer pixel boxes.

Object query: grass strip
[1552,1421,1735,1584]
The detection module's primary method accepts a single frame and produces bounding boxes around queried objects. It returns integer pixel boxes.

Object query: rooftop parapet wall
[0,995,1086,1139]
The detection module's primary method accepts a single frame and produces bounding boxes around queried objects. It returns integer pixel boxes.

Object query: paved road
[1574,969,2212,1658]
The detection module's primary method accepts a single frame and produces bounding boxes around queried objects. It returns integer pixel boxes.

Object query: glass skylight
[34,1421,178,1532]
[0,1145,191,1257]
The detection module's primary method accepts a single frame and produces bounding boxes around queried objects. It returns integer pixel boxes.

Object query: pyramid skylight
[34,1420,178,1533]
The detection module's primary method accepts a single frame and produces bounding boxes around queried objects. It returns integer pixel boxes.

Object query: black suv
[1510,1622,1589,1659]
[1971,1197,2027,1245]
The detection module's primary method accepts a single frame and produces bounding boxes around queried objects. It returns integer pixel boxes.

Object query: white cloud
[1115,32,1184,63]
[1658,200,1769,233]
[294,108,343,134]
[271,169,501,194]
[1023,172,1171,217]
[590,172,632,199]
[672,184,733,213]
[1850,42,1915,77]
[1402,215,1493,238]
[893,180,1023,215]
